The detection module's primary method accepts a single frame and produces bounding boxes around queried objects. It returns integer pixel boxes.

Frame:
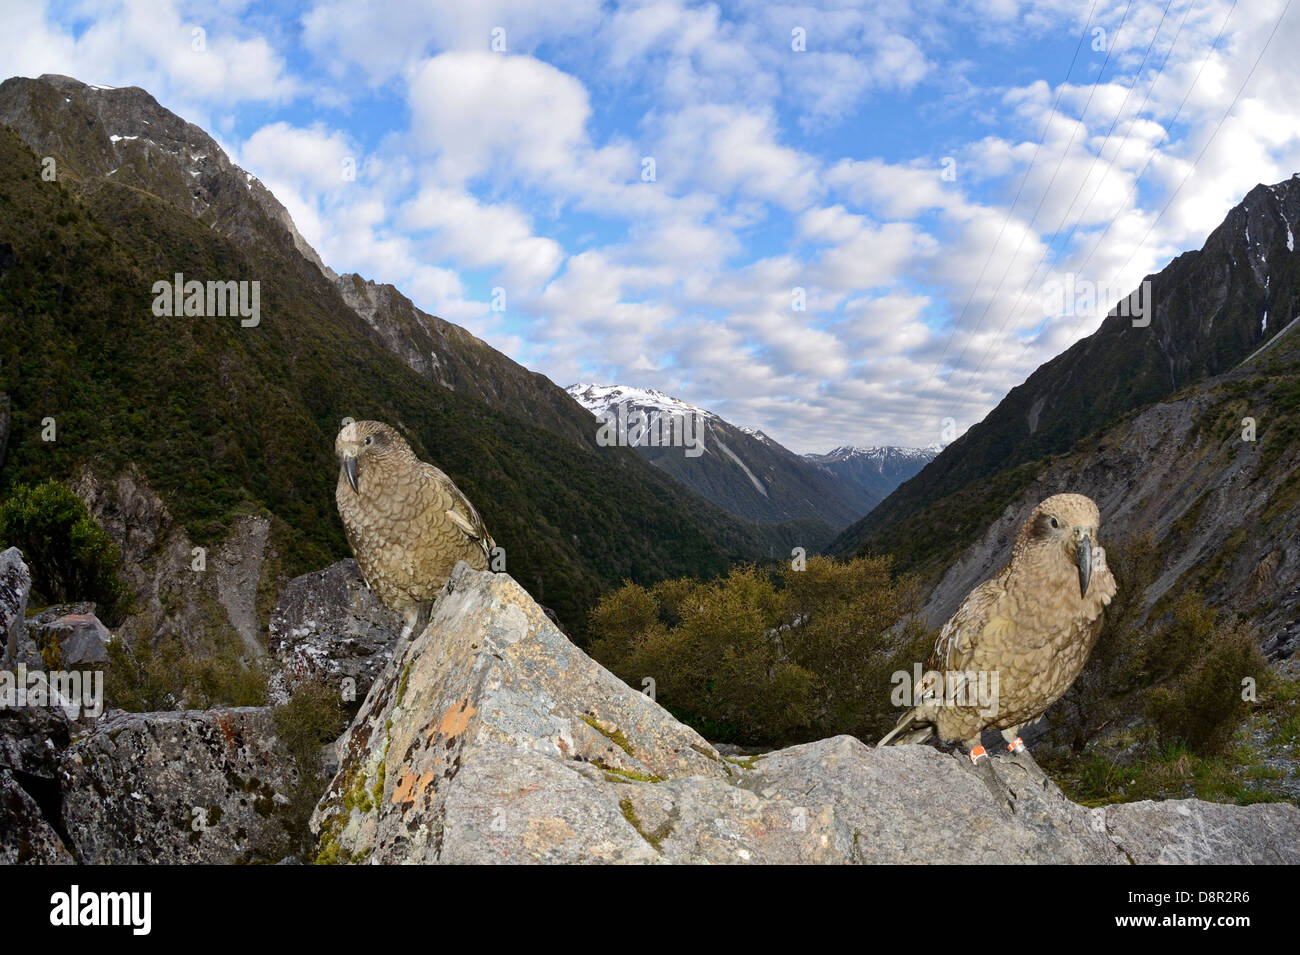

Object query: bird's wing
[418,462,495,558]
[932,576,1006,671]
[927,575,1014,708]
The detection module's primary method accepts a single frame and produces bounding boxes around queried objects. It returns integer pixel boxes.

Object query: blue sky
[5,0,1300,452]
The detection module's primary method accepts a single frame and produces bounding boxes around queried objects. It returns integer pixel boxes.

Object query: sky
[4,0,1300,453]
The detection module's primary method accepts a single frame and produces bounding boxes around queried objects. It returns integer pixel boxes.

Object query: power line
[928,0,1135,414]
[947,0,1184,413]
[912,0,1102,408]
[998,0,1289,402]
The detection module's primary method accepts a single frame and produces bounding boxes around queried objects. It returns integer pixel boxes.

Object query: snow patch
[566,383,716,422]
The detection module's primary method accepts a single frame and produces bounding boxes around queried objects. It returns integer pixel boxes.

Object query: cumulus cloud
[10,0,1300,452]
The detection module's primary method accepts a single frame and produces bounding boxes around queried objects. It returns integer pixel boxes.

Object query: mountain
[918,314,1300,645]
[0,73,813,641]
[565,383,899,539]
[832,174,1300,568]
[802,445,937,504]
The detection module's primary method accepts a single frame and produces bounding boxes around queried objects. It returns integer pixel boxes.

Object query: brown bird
[335,420,495,639]
[878,493,1116,763]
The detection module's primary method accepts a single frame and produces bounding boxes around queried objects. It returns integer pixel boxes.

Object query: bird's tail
[876,709,934,747]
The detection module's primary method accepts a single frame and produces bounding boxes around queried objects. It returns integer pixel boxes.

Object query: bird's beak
[342,453,359,494]
[1076,534,1092,598]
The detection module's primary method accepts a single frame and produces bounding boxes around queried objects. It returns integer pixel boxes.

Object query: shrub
[0,479,131,624]
[588,556,933,746]
[104,628,268,712]
[266,680,349,862]
[1145,614,1268,754]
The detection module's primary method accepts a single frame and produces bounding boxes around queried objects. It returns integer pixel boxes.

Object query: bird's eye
[364,436,373,446]
[1050,517,1059,529]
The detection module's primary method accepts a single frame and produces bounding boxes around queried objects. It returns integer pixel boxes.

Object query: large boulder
[312,563,725,864]
[59,706,302,864]
[314,564,1300,864]
[268,559,402,707]
[1103,798,1300,864]
[36,613,112,666]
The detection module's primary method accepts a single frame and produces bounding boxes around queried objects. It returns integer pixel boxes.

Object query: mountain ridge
[0,73,817,641]
[566,382,934,534]
[831,173,1300,566]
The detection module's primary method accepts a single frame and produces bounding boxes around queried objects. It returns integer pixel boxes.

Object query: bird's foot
[1006,736,1027,754]
[964,746,1018,814]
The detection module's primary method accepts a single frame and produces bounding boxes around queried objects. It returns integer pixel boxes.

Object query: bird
[877,493,1116,766]
[334,420,495,639]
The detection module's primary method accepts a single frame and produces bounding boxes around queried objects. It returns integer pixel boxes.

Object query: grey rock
[312,562,724,864]
[313,564,1300,865]
[1,547,30,667]
[37,613,112,666]
[59,706,301,864]
[0,705,72,780]
[0,768,73,864]
[72,466,272,658]
[267,559,402,707]
[1103,798,1300,864]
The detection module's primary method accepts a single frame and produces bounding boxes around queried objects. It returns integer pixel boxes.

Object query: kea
[335,420,495,639]
[878,493,1116,768]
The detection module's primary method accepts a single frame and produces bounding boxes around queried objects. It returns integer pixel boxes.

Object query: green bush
[104,628,268,712]
[271,679,349,862]
[0,479,131,624]
[589,556,933,746]
[1145,612,1268,754]
[1050,532,1269,759]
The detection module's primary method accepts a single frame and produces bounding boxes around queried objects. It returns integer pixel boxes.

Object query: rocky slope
[833,175,1300,564]
[917,297,1300,653]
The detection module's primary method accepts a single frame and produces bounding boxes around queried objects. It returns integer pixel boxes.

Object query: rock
[0,701,76,865]
[71,467,275,658]
[59,706,301,864]
[312,562,724,864]
[1103,798,1300,864]
[1,547,31,667]
[0,768,73,863]
[36,613,112,666]
[313,563,1300,865]
[267,559,402,706]
[0,705,72,780]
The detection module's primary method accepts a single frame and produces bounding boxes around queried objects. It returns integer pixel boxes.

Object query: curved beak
[342,453,359,494]
[1076,534,1092,598]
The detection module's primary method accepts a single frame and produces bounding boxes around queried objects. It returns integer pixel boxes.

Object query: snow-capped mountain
[566,383,718,422]
[565,384,926,536]
[803,445,938,503]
